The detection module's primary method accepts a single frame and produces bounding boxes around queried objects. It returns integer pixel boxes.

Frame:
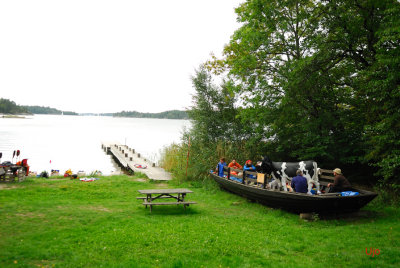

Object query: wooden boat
[210,167,377,213]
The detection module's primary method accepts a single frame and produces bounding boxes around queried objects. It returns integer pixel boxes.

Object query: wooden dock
[101,142,171,181]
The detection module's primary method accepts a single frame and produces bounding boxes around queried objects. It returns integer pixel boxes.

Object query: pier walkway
[101,142,171,181]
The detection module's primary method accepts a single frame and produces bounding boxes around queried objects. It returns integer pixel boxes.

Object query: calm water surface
[0,115,190,175]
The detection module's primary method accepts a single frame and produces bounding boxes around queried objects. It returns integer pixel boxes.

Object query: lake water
[0,115,190,175]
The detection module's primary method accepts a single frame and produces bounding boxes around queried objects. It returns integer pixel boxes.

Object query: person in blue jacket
[216,157,227,177]
[243,160,256,172]
[243,160,256,179]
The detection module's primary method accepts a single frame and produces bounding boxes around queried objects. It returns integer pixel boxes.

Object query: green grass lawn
[0,175,399,267]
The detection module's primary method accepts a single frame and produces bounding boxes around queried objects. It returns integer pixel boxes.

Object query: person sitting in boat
[243,160,256,179]
[216,157,227,177]
[228,159,242,175]
[328,168,352,192]
[255,161,263,172]
[290,169,308,193]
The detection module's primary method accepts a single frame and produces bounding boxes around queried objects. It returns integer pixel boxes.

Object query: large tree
[316,0,400,186]
[222,0,319,141]
[211,0,400,186]
[219,0,360,164]
[355,2,400,188]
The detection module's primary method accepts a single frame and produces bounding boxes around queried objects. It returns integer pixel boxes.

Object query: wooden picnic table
[137,188,196,212]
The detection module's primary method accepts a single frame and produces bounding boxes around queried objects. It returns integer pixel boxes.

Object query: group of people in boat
[216,158,256,176]
[215,157,261,180]
[216,157,351,194]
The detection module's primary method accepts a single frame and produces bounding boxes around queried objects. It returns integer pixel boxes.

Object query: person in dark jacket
[290,169,308,193]
[328,168,351,192]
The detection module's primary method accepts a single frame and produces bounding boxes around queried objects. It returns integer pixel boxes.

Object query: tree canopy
[162,0,400,200]
[0,99,28,114]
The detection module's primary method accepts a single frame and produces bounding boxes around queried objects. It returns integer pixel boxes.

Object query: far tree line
[113,110,188,119]
[0,98,188,119]
[0,99,78,115]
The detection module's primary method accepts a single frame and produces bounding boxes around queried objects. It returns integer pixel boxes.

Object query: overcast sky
[0,0,243,113]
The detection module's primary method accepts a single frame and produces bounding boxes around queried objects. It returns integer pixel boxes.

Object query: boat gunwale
[210,173,377,199]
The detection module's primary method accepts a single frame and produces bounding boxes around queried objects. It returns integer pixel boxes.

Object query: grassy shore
[0,175,398,267]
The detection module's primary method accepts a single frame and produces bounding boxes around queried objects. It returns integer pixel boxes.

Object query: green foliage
[113,110,188,119]
[0,99,78,115]
[162,0,400,202]
[188,65,249,143]
[0,98,28,114]
[356,2,400,192]
[24,105,61,114]
[160,66,260,182]
[214,0,399,187]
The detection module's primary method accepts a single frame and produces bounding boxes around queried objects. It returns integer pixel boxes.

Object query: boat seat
[257,173,265,184]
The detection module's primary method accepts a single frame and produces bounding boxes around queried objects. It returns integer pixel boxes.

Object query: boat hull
[211,173,377,213]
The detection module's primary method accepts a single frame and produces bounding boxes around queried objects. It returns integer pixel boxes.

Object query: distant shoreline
[1,99,189,120]
[112,110,188,120]
[1,113,190,120]
[1,114,27,119]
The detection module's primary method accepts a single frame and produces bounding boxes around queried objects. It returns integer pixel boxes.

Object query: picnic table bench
[137,188,196,213]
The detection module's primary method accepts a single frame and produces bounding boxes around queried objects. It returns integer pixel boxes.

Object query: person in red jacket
[228,159,242,169]
[228,159,243,176]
